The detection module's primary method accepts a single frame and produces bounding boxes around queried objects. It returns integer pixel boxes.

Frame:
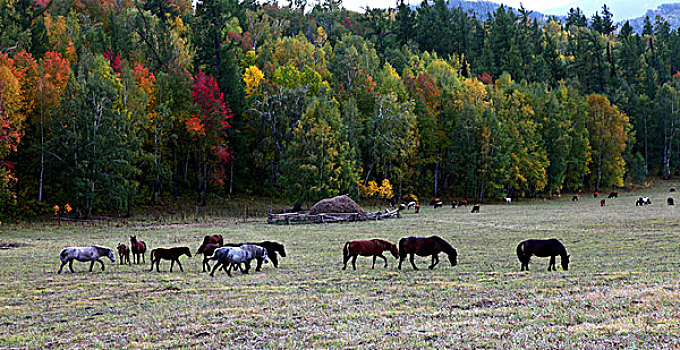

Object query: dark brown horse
[516,238,569,271]
[398,236,457,270]
[149,247,192,272]
[197,243,222,272]
[130,236,147,264]
[342,239,399,270]
[117,243,130,265]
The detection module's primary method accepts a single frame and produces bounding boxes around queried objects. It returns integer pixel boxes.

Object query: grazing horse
[58,246,115,274]
[208,245,268,277]
[197,243,222,272]
[398,236,457,271]
[571,195,579,201]
[149,247,192,272]
[516,238,570,271]
[608,191,618,198]
[342,239,399,270]
[117,243,130,265]
[668,197,675,206]
[471,205,480,213]
[222,241,286,271]
[407,201,417,210]
[458,200,468,207]
[600,199,606,206]
[129,236,147,264]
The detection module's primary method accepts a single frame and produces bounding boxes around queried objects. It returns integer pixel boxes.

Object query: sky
[340,0,573,13]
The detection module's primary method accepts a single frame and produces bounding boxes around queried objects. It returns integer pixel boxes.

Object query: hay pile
[308,195,366,215]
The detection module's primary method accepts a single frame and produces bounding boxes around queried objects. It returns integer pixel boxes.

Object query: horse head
[561,255,570,270]
[448,249,458,267]
[106,248,116,263]
[182,247,192,258]
[130,236,137,244]
[389,243,399,259]
[275,243,287,257]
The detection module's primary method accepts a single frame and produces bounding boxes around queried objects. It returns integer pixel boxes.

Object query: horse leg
[351,255,358,270]
[142,253,145,264]
[170,259,175,272]
[342,254,351,270]
[210,262,221,277]
[255,258,263,272]
[176,259,183,272]
[549,256,555,271]
[398,256,403,270]
[270,254,279,268]
[243,261,251,274]
[429,254,439,270]
[409,254,418,270]
[226,264,233,277]
[58,260,67,274]
[97,258,105,271]
[69,260,74,273]
[372,255,377,269]
[89,259,96,272]
[379,254,388,268]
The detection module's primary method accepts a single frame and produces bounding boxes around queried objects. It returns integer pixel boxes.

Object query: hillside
[546,0,670,20]
[626,3,680,31]
[446,0,556,21]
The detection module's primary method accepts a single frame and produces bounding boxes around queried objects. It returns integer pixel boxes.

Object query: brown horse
[130,236,147,264]
[149,247,192,272]
[342,239,399,270]
[117,243,130,265]
[398,236,457,270]
[197,243,222,272]
[202,234,224,246]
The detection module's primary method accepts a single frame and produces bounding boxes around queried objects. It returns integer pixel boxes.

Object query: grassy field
[1,186,680,349]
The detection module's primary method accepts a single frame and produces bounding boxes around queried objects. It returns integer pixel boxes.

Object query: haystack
[308,195,366,215]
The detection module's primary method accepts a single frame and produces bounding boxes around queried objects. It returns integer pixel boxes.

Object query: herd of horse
[58,233,570,275]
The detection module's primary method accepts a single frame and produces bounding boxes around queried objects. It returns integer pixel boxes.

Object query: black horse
[398,236,457,270]
[222,241,286,271]
[516,238,570,271]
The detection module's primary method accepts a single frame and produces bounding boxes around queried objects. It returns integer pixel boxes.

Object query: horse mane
[429,236,456,256]
[372,239,395,249]
[92,245,111,255]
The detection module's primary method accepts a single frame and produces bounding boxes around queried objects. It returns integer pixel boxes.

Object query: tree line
[0,0,676,218]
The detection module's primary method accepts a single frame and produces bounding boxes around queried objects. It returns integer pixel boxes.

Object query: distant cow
[414,204,420,213]
[429,198,441,206]
[458,200,468,207]
[572,195,579,202]
[668,197,675,206]
[471,205,480,213]
[504,197,511,204]
[608,192,618,198]
[433,201,443,208]
[600,199,606,207]
[407,201,417,210]
[636,197,652,206]
[594,191,599,198]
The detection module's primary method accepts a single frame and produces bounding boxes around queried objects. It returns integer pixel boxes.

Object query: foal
[149,247,192,272]
[117,243,130,265]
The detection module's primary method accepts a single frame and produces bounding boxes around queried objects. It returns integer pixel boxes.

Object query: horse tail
[343,242,350,260]
[516,242,524,258]
[398,238,406,257]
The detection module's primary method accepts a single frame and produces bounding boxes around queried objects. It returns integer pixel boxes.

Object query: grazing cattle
[594,191,599,198]
[129,236,147,264]
[208,245,268,277]
[398,236,457,270]
[504,197,511,204]
[636,197,652,206]
[58,246,115,274]
[414,204,420,213]
[406,201,417,210]
[342,239,399,270]
[149,247,192,272]
[117,243,130,265]
[668,197,675,206]
[516,238,569,271]
[571,195,579,201]
[600,199,606,206]
[608,192,618,198]
[471,205,480,213]
[433,201,443,208]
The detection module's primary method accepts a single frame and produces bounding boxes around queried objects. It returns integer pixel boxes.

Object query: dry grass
[1,186,680,348]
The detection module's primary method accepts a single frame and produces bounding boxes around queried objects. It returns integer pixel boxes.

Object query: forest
[1,0,679,219]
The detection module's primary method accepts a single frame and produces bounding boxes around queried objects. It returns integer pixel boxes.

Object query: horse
[571,195,579,201]
[130,236,147,264]
[149,247,192,272]
[398,203,406,211]
[342,239,399,270]
[608,191,618,198]
[668,197,675,206]
[471,205,480,213]
[516,238,570,271]
[433,201,443,208]
[636,197,651,206]
[58,246,115,274]
[398,236,457,270]
[504,197,511,204]
[458,200,468,207]
[600,199,606,206]
[222,241,286,271]
[414,204,420,213]
[451,201,458,208]
[117,243,130,265]
[429,198,441,206]
[202,234,224,246]
[671,187,676,192]
[208,245,268,277]
[593,191,599,198]
[197,243,222,272]
[406,201,417,210]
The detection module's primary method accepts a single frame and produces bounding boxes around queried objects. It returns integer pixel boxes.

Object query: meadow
[1,187,680,349]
